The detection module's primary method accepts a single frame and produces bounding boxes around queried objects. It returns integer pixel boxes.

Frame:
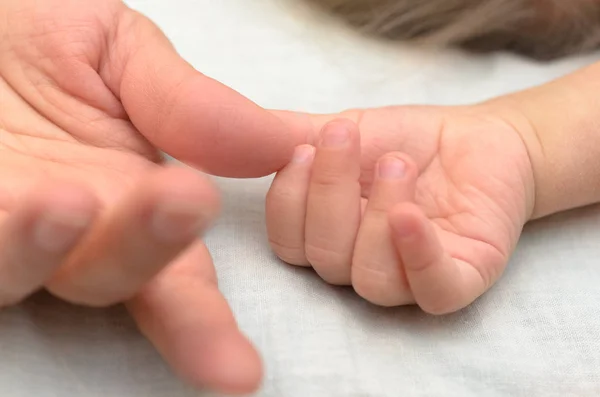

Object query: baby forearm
[489,61,600,219]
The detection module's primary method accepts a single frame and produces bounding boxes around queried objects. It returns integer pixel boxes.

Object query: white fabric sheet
[2,0,599,396]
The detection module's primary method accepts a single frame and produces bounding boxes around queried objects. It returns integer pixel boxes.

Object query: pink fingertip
[377,156,406,179]
[291,145,316,164]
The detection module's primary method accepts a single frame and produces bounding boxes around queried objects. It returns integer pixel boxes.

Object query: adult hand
[0,0,299,393]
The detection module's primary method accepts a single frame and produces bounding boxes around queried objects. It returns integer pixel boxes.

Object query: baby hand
[267,108,534,314]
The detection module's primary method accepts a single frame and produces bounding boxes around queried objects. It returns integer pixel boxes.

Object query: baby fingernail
[378,157,406,179]
[321,124,350,147]
[151,200,206,243]
[34,211,91,253]
[292,145,316,164]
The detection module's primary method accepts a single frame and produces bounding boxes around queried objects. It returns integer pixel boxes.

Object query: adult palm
[0,0,298,393]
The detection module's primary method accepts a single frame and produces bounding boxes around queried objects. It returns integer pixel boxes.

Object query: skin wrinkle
[422,112,531,253]
[0,24,145,154]
[17,58,155,157]
[0,67,76,142]
[8,1,133,133]
[485,99,544,219]
[445,179,513,257]
[421,155,511,266]
[441,224,504,282]
[111,9,172,102]
[0,65,155,188]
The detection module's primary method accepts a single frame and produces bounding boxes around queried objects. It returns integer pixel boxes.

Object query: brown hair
[310,0,600,60]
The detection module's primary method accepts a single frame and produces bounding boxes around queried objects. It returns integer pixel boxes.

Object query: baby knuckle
[304,244,351,285]
[352,264,407,307]
[311,171,346,189]
[268,240,308,266]
[305,244,345,267]
[267,185,299,202]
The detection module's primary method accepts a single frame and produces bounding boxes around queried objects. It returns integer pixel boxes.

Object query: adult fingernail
[34,211,92,253]
[320,123,350,147]
[151,200,206,243]
[378,157,406,179]
[292,145,316,164]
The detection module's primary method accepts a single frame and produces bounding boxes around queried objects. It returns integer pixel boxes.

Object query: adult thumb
[107,7,306,177]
